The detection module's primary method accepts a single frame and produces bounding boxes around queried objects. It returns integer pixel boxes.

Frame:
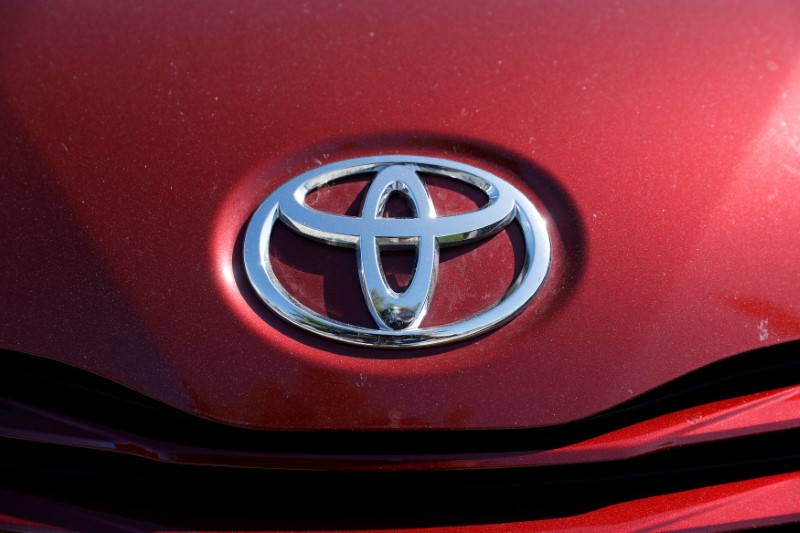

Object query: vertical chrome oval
[358,165,438,330]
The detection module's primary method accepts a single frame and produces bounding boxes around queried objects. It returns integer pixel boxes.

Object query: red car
[2,1,800,530]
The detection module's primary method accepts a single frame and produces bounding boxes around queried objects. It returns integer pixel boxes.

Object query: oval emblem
[243,156,550,348]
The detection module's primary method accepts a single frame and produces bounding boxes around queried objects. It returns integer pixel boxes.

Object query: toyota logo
[243,155,550,348]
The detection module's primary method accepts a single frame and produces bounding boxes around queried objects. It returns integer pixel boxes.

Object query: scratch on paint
[758,319,769,342]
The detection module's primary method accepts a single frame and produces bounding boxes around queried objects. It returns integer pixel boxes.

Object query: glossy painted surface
[2,0,800,431]
[394,474,800,532]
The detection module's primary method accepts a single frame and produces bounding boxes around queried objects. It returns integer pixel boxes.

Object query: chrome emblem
[243,156,550,348]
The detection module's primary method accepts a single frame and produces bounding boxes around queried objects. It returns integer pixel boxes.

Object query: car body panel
[2,0,800,433]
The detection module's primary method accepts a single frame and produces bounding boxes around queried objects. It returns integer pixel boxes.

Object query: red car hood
[1,0,800,430]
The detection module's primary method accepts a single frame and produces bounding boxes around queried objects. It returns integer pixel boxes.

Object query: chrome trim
[243,156,551,348]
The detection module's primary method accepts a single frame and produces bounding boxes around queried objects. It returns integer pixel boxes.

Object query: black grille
[2,342,800,530]
[2,431,800,529]
[2,342,800,455]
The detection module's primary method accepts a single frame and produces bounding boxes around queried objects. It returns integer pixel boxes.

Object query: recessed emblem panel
[243,156,550,348]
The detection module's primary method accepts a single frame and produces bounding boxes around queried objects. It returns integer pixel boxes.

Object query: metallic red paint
[1,1,800,433]
[398,474,800,532]
[4,2,800,529]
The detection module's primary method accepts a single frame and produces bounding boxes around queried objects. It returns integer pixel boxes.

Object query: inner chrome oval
[358,165,438,331]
